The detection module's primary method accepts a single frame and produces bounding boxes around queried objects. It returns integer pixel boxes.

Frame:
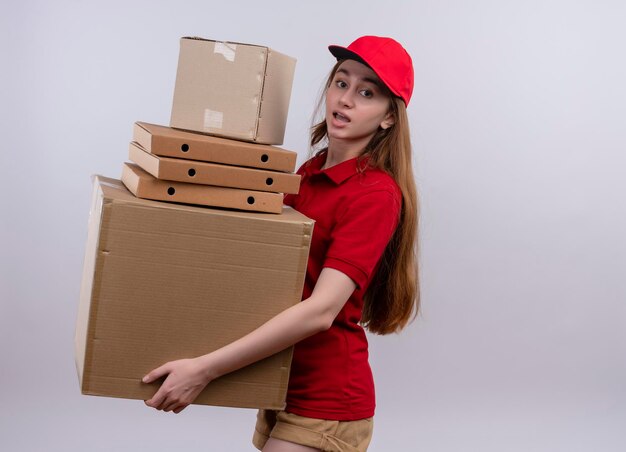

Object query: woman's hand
[143,357,213,414]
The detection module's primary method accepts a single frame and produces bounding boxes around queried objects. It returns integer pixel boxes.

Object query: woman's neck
[323,140,366,170]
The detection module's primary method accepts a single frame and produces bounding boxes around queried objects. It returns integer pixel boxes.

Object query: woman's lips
[333,111,350,123]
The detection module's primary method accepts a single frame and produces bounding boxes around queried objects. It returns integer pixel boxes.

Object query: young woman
[143,35,420,452]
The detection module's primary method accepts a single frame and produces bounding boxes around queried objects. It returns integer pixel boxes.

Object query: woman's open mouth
[333,112,350,123]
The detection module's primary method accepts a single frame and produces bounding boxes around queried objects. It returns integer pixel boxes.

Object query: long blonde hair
[311,61,420,334]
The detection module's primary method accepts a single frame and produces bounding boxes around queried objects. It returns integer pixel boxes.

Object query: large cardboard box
[170,37,296,145]
[75,175,314,409]
[128,142,301,194]
[134,122,297,173]
[121,163,284,214]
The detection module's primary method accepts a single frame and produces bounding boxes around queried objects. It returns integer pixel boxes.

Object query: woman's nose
[338,90,354,108]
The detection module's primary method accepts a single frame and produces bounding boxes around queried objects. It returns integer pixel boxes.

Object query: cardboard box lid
[134,122,298,173]
[170,37,296,145]
[121,162,285,214]
[76,175,314,409]
[128,141,301,194]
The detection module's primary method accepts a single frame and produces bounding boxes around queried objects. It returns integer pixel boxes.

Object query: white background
[1,1,625,451]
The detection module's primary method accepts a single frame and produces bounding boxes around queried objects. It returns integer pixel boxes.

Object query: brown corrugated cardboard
[75,175,314,409]
[121,163,284,214]
[170,37,296,145]
[128,142,301,194]
[134,122,297,173]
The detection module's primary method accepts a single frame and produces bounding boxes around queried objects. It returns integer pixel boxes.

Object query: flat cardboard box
[134,122,297,173]
[75,175,314,409]
[170,37,296,145]
[121,163,284,214]
[128,142,301,194]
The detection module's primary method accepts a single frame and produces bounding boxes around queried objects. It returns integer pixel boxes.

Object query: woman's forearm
[198,267,356,380]
[198,297,325,380]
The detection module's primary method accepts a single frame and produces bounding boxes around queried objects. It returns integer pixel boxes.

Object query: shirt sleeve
[323,188,401,290]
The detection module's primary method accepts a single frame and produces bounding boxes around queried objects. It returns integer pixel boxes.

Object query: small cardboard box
[134,122,297,173]
[128,142,301,194]
[75,175,314,409]
[121,163,284,214]
[170,37,296,145]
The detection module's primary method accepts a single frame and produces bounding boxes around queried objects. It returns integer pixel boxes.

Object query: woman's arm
[143,267,356,413]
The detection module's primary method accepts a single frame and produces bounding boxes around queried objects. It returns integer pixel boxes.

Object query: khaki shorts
[252,409,373,452]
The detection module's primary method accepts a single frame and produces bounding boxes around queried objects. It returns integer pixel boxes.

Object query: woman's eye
[336,80,347,88]
[360,89,373,98]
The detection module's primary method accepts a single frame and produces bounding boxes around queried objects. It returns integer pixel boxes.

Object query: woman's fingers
[143,358,209,412]
[163,398,183,412]
[142,362,172,384]
[143,364,175,408]
[144,384,169,409]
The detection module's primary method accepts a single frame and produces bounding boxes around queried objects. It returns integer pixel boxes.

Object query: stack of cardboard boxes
[75,37,314,410]
[122,36,301,214]
[124,122,300,213]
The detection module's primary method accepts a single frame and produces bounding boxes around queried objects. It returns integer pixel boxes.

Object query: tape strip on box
[214,42,237,62]
[204,109,224,130]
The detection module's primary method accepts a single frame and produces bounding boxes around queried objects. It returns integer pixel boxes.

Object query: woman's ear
[380,112,396,130]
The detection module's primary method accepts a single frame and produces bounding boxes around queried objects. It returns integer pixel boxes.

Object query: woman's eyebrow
[336,68,382,88]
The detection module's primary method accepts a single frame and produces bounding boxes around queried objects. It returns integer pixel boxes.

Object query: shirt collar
[305,151,370,185]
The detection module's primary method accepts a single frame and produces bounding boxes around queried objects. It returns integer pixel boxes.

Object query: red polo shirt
[283,150,401,421]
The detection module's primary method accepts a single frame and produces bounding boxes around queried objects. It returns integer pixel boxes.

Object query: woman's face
[325,59,394,147]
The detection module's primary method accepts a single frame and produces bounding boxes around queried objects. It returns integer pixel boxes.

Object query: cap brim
[328,45,368,67]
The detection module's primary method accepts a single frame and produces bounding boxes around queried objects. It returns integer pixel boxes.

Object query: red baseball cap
[328,35,414,106]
